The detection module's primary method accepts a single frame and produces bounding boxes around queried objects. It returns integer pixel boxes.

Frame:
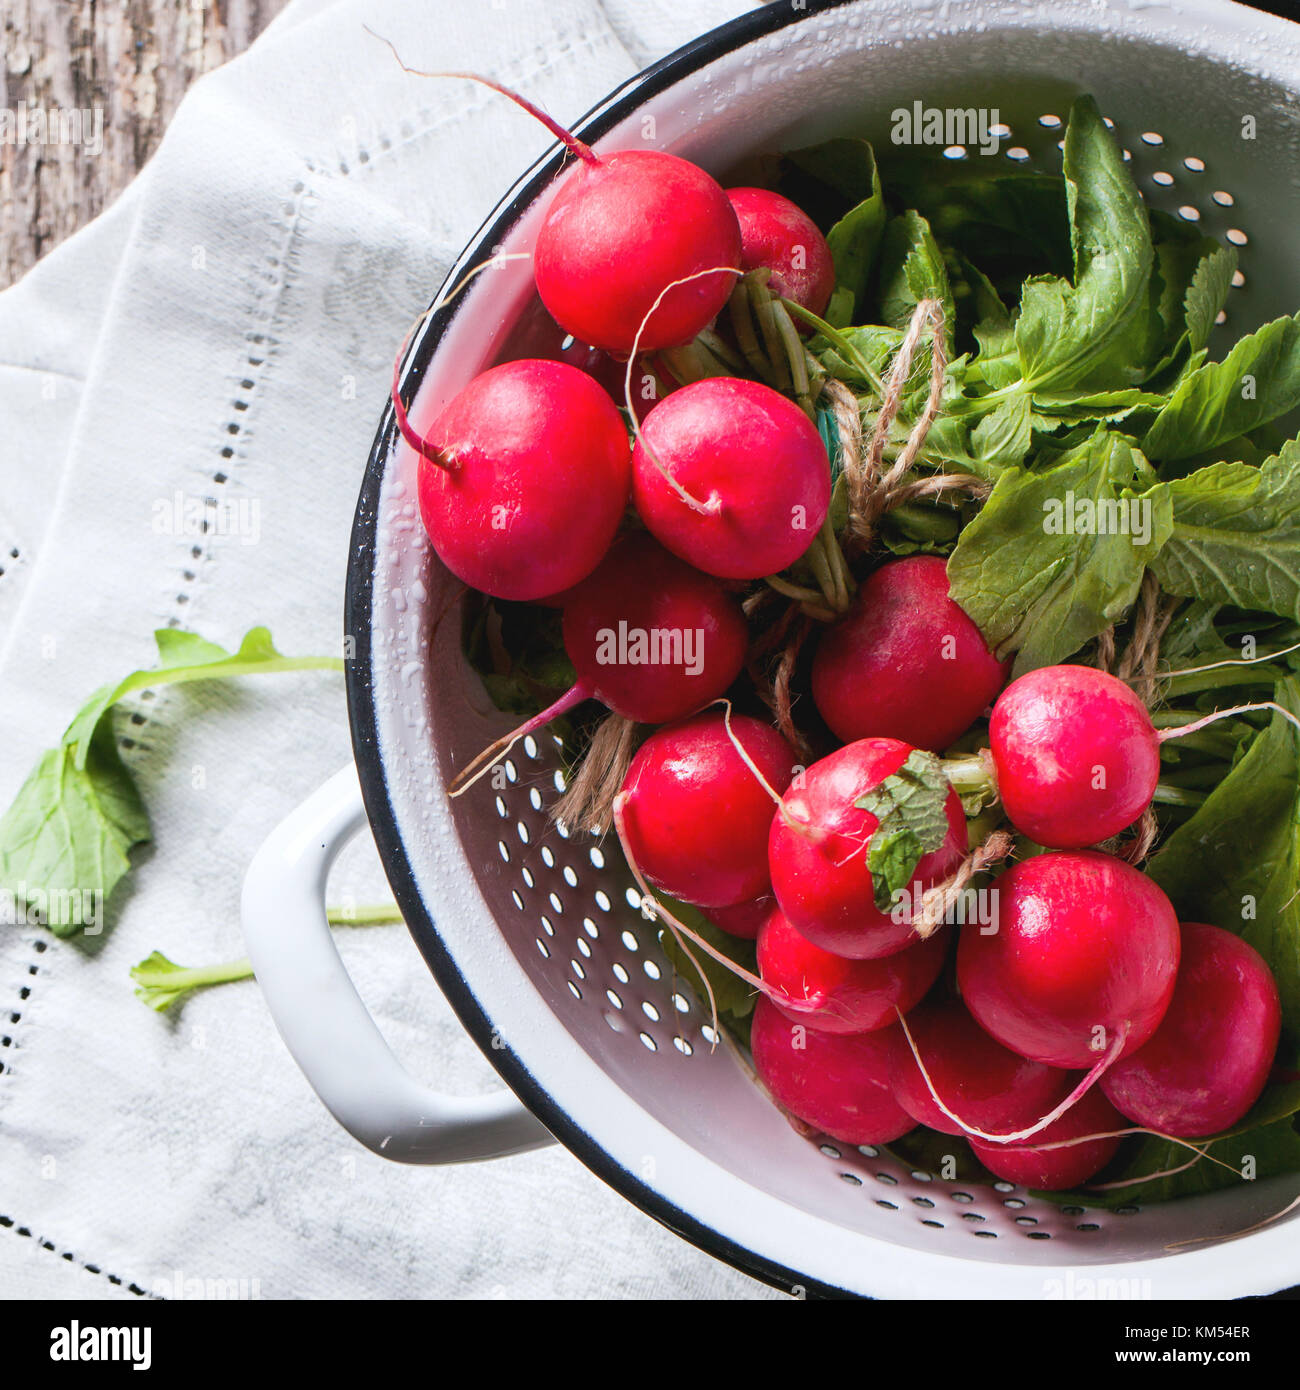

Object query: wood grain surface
[0,0,291,288]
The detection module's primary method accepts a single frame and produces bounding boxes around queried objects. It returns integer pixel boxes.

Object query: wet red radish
[970,1086,1124,1191]
[989,665,1160,848]
[889,999,1074,1136]
[1101,922,1281,1137]
[813,556,1010,750]
[618,712,797,909]
[727,186,835,318]
[410,359,631,602]
[750,998,915,1145]
[758,905,946,1034]
[768,738,967,960]
[632,377,830,580]
[958,851,1180,1069]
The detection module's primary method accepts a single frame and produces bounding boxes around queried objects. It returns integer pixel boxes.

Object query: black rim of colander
[346,0,863,1301]
[344,0,1299,1301]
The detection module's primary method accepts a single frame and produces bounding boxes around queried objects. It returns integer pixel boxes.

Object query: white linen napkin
[0,0,779,1300]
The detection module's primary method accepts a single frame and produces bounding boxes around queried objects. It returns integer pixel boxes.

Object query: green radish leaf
[855,750,953,913]
[1149,441,1300,623]
[1147,679,1300,1033]
[878,210,955,351]
[970,395,1032,467]
[0,626,342,937]
[1013,97,1156,394]
[1143,313,1300,462]
[1183,243,1237,355]
[947,430,1172,675]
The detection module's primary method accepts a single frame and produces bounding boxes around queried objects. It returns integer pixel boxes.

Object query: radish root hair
[448,682,590,798]
[364,27,600,166]
[624,265,741,518]
[893,1004,1128,1145]
[1157,701,1300,743]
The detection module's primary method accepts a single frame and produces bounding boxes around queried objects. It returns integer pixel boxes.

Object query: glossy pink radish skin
[535,150,741,354]
[758,906,946,1034]
[618,713,797,910]
[958,850,1180,1069]
[702,895,774,941]
[768,738,968,961]
[727,186,835,318]
[813,556,1010,751]
[561,534,748,724]
[750,997,915,1145]
[990,665,1160,849]
[415,359,631,602]
[1101,922,1282,1137]
[889,999,1074,1136]
[970,1086,1123,1191]
[632,378,831,580]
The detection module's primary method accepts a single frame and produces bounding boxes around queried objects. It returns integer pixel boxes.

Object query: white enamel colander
[241,0,1300,1298]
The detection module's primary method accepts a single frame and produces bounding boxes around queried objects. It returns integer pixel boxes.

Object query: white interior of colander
[367,0,1300,1296]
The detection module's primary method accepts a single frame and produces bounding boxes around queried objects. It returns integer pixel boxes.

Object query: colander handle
[241,764,554,1164]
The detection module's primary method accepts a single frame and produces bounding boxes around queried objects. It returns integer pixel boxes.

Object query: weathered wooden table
[0,0,290,288]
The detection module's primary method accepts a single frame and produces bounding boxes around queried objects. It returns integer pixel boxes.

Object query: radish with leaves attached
[768,738,967,960]
[727,186,835,318]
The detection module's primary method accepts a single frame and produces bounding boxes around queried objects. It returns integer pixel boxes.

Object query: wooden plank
[0,0,291,287]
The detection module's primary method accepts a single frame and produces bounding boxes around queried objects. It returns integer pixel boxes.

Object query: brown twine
[1117,572,1179,703]
[1115,805,1160,866]
[913,829,1015,939]
[1095,624,1117,675]
[746,606,815,764]
[834,298,958,554]
[551,714,639,835]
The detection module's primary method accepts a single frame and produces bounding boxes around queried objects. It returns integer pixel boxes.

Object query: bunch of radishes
[401,82,1284,1195]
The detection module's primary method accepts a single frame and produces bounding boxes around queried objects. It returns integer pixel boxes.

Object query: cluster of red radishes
[402,86,1283,1193]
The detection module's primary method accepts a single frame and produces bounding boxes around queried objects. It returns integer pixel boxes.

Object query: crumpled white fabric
[0,0,778,1300]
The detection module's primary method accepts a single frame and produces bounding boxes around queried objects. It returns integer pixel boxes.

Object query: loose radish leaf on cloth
[0,626,343,937]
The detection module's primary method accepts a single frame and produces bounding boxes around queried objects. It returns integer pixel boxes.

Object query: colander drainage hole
[1140,130,1165,146]
[548,892,563,914]
[540,915,555,937]
[1212,189,1234,206]
[563,866,579,888]
[540,846,555,868]
[529,788,543,812]
[1060,1206,1086,1217]
[910,1170,932,1183]
[1184,155,1205,172]
[582,917,599,939]
[612,963,630,984]
[672,1036,693,1056]
[594,891,612,913]
[566,981,581,1001]
[621,930,640,952]
[1152,171,1174,187]
[570,959,585,980]
[819,1144,841,1159]
[510,890,524,911]
[1227,228,1248,246]
[972,1230,998,1240]
[1037,113,1062,129]
[576,939,591,960]
[535,938,550,959]
[961,1213,985,1223]
[992,1182,1015,1194]
[1014,1215,1037,1226]
[875,1173,898,1187]
[624,887,642,911]
[1006,146,1030,162]
[1026,1231,1052,1241]
[1077,1222,1100,1231]
[643,959,661,981]
[515,820,530,844]
[641,1001,660,1022]
[876,1200,898,1211]
[857,1145,879,1159]
[589,847,605,869]
[840,1172,862,1186]
[951,1192,974,1204]
[912,1197,935,1208]
[638,1032,657,1052]
[497,840,510,863]
[521,867,535,889]
[1002,1197,1026,1209]
[921,1219,944,1229]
